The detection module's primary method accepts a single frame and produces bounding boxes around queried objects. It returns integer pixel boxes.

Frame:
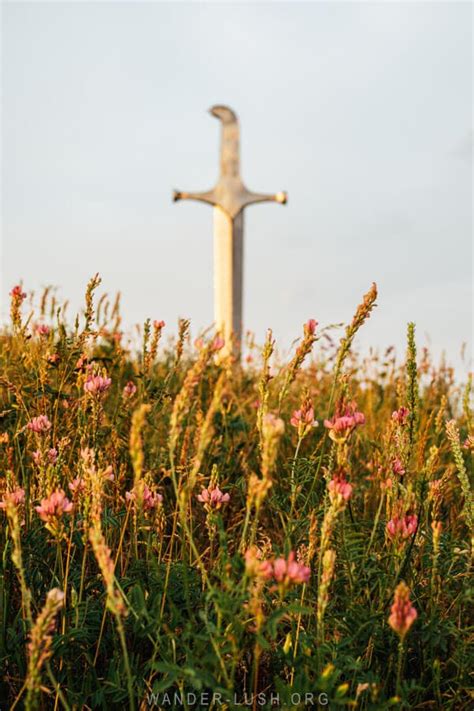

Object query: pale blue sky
[2,1,472,367]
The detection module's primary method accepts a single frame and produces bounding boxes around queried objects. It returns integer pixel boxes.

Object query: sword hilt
[172,106,287,219]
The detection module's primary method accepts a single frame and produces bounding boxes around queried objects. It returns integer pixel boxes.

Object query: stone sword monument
[173,105,287,356]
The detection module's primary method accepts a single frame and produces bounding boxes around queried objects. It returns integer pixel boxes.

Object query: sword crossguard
[173,105,287,219]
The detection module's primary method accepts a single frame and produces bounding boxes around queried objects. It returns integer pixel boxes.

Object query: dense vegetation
[1,277,472,710]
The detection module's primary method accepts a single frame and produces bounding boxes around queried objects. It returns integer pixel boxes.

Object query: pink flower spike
[462,435,474,451]
[84,374,112,395]
[304,407,316,424]
[68,477,85,495]
[386,514,418,543]
[142,484,163,511]
[32,450,42,466]
[259,560,274,579]
[290,409,302,428]
[392,407,410,425]
[304,319,318,335]
[291,404,318,438]
[196,489,209,504]
[291,407,317,427]
[244,547,273,579]
[48,448,58,465]
[386,518,398,539]
[272,551,311,587]
[212,336,225,352]
[388,581,417,639]
[10,285,26,300]
[35,490,73,524]
[286,553,311,585]
[324,401,365,442]
[126,484,162,510]
[0,487,25,510]
[103,466,114,481]
[27,415,52,434]
[122,381,137,399]
[197,485,230,510]
[75,354,88,370]
[35,323,50,337]
[273,557,288,583]
[391,458,405,476]
[403,514,418,537]
[353,411,365,425]
[328,475,353,505]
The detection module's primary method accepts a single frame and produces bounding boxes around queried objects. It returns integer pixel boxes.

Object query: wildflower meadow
[0,277,472,710]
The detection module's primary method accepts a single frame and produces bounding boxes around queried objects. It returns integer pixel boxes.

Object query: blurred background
[2,1,472,369]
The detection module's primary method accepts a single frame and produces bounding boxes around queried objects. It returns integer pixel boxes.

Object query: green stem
[396,640,404,698]
[365,492,385,562]
[239,504,252,553]
[46,662,71,711]
[117,618,135,711]
[76,539,88,626]
[289,437,303,520]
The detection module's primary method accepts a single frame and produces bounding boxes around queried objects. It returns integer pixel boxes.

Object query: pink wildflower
[197,485,230,510]
[391,458,405,477]
[0,487,25,510]
[328,475,353,505]
[212,336,225,352]
[463,435,474,451]
[122,381,137,399]
[388,581,417,639]
[10,285,26,300]
[32,448,58,466]
[35,323,50,337]
[304,319,318,335]
[75,354,88,370]
[290,402,318,438]
[125,484,163,511]
[244,547,273,579]
[27,415,52,434]
[104,466,114,481]
[32,450,42,466]
[272,551,311,587]
[324,401,365,442]
[290,407,315,428]
[68,477,85,495]
[35,490,73,523]
[392,407,410,425]
[84,374,112,395]
[386,514,418,542]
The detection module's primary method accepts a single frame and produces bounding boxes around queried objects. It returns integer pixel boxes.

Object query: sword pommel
[209,105,238,124]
